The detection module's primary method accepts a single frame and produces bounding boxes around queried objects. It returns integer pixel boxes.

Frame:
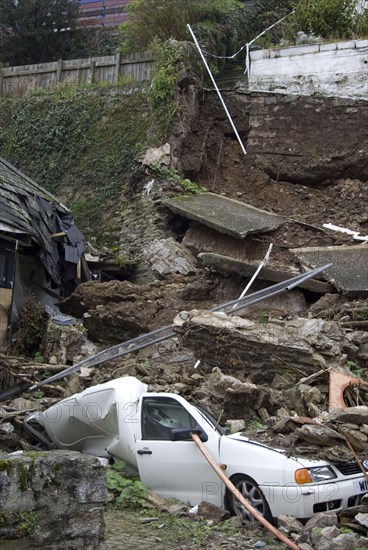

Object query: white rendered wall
[249,40,368,99]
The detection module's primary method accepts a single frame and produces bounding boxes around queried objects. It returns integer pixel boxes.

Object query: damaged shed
[0,158,88,345]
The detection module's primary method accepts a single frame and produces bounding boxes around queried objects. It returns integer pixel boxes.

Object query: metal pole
[187,24,247,156]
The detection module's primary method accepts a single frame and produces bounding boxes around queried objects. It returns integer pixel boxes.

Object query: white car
[25,376,368,522]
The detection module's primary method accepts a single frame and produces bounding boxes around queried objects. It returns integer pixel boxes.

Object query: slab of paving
[293,245,368,296]
[163,192,284,239]
[199,252,334,294]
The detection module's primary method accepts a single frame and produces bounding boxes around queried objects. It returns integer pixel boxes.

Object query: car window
[141,396,197,440]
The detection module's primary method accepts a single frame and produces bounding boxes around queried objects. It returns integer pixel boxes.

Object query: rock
[197,501,230,522]
[295,424,345,447]
[330,533,358,550]
[298,384,322,405]
[0,450,107,549]
[43,318,98,365]
[328,406,368,425]
[146,238,198,277]
[277,515,303,534]
[339,426,367,451]
[303,512,338,534]
[174,311,348,377]
[145,491,168,511]
[356,513,368,528]
[310,526,341,550]
[227,419,246,434]
[142,143,171,166]
[168,503,189,517]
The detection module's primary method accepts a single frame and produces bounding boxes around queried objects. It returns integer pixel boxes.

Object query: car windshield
[193,403,226,435]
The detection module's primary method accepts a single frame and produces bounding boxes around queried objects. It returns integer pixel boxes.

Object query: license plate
[353,478,368,494]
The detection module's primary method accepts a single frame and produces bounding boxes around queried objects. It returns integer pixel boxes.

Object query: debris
[163,193,284,239]
[293,245,368,296]
[174,310,348,376]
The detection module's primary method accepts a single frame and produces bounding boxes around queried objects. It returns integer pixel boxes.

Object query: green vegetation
[0,510,38,536]
[259,311,269,324]
[150,165,206,195]
[13,298,47,358]
[352,308,368,320]
[148,40,188,138]
[0,84,153,245]
[291,0,360,40]
[120,0,248,55]
[107,460,149,510]
[347,360,364,378]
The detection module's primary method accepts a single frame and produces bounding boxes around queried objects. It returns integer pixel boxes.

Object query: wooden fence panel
[0,53,154,97]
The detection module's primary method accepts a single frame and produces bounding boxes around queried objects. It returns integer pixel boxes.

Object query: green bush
[119,0,247,55]
[107,460,149,510]
[291,0,358,39]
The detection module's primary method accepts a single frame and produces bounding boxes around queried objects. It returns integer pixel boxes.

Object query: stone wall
[0,450,107,549]
[244,92,368,184]
[249,40,368,99]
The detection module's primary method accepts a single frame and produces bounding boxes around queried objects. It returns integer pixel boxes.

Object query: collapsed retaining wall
[249,40,368,99]
[0,450,107,549]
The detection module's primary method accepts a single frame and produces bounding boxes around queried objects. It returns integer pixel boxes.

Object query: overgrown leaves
[0,85,152,246]
[107,460,149,510]
[119,0,248,56]
[291,0,360,40]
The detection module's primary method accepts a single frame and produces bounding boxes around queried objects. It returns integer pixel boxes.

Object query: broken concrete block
[164,193,284,239]
[293,245,368,296]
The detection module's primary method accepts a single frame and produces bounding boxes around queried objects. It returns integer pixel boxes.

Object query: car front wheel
[228,474,273,524]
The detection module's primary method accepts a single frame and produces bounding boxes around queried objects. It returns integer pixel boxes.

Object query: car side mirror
[170,428,208,442]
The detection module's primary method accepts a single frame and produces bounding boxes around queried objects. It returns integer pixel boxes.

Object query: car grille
[334,461,367,476]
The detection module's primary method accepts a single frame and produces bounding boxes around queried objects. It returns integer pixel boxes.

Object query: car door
[135,394,223,506]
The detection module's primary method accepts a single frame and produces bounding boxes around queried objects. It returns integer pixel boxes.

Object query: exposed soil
[105,509,285,549]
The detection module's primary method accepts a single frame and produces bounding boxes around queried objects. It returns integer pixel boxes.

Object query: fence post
[56,60,63,83]
[0,69,3,96]
[89,59,96,84]
[114,52,121,83]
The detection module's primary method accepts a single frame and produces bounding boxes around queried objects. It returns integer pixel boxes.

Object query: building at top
[78,0,130,27]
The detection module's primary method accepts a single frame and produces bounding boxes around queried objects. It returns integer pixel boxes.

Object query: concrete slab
[163,193,284,239]
[293,245,368,296]
[199,252,334,294]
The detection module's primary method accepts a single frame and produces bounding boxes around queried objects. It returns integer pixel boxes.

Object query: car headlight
[295,466,337,484]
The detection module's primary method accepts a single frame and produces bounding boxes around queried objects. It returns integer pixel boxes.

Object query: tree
[119,0,248,54]
[0,0,79,66]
